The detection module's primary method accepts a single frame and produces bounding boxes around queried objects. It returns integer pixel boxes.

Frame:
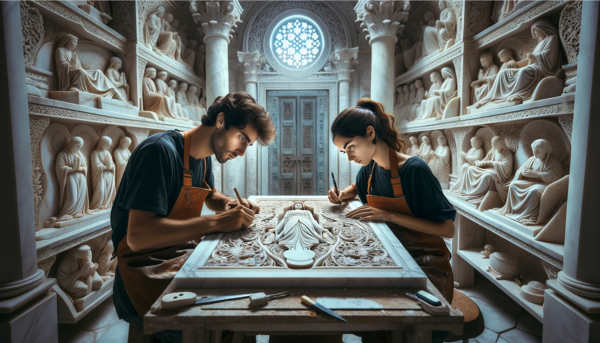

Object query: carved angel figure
[113,136,131,191]
[57,245,103,299]
[53,136,91,222]
[104,57,130,103]
[471,53,500,104]
[450,137,486,194]
[90,136,116,210]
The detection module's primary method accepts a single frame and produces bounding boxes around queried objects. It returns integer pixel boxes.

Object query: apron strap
[388,147,405,198]
[202,158,207,183]
[183,131,193,187]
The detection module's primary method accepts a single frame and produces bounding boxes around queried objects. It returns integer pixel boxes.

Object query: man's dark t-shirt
[355,156,456,222]
[110,130,214,322]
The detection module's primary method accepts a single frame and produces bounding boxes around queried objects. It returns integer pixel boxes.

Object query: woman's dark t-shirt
[355,156,456,222]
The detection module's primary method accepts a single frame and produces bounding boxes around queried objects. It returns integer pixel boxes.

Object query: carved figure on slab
[435,0,457,52]
[113,136,131,191]
[195,87,207,116]
[155,71,181,119]
[472,20,562,109]
[143,6,162,53]
[496,139,563,225]
[498,49,518,70]
[55,34,124,101]
[156,10,182,61]
[421,11,440,57]
[186,85,202,121]
[416,67,456,120]
[90,136,116,211]
[183,39,197,68]
[196,44,206,77]
[471,53,500,104]
[492,0,516,23]
[408,136,420,156]
[428,135,452,188]
[450,137,485,194]
[57,245,103,299]
[53,136,91,222]
[142,68,178,119]
[407,79,426,122]
[104,57,130,103]
[419,135,433,164]
[399,83,416,120]
[167,80,187,120]
[176,82,191,119]
[395,86,404,107]
[450,136,513,205]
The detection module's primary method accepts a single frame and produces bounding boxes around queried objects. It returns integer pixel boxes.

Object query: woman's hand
[328,187,344,204]
[346,205,391,222]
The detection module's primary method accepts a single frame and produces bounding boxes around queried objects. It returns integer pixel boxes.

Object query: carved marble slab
[174,196,428,288]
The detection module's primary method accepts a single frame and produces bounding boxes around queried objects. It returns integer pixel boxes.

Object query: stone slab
[467,101,522,114]
[50,91,138,116]
[547,280,600,314]
[97,96,138,116]
[73,277,114,312]
[485,210,544,237]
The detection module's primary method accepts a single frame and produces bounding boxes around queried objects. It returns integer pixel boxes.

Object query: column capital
[237,51,262,84]
[332,47,359,81]
[354,0,410,44]
[190,0,243,44]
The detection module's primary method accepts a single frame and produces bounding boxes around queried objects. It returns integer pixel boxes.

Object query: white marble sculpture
[183,39,197,68]
[176,82,191,119]
[450,137,486,194]
[496,139,563,225]
[481,244,494,259]
[498,48,518,70]
[194,87,207,117]
[435,0,457,52]
[407,79,426,122]
[395,86,404,107]
[55,34,123,101]
[167,79,186,119]
[492,0,517,23]
[416,67,456,120]
[90,136,116,211]
[399,83,416,120]
[104,57,130,103]
[471,20,562,109]
[428,135,451,188]
[57,245,103,299]
[451,136,514,205]
[155,71,181,119]
[471,53,500,104]
[142,68,178,119]
[96,240,117,282]
[408,136,420,156]
[113,136,131,191]
[419,136,433,164]
[421,11,440,57]
[144,6,162,53]
[157,10,182,61]
[186,85,202,121]
[52,136,91,223]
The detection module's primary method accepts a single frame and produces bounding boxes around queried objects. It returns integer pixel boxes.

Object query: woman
[328,98,456,303]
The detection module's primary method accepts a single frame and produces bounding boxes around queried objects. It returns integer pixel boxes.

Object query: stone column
[333,48,359,188]
[355,0,409,113]
[556,0,600,300]
[0,0,45,299]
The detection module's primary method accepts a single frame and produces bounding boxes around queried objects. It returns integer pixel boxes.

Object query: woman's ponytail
[332,98,405,152]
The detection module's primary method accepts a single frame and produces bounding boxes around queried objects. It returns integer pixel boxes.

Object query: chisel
[301,295,347,322]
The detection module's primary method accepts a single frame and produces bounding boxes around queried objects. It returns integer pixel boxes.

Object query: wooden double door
[267,90,328,195]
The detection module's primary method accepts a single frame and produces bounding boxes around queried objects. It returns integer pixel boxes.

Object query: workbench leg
[231,332,244,343]
[211,330,223,343]
[404,328,432,343]
[182,325,206,343]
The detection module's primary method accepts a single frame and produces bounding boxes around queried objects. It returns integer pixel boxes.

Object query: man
[110,92,276,340]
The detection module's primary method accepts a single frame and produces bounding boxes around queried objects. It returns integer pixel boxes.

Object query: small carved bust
[481,244,494,259]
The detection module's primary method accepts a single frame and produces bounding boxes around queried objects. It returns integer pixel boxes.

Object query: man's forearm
[205,191,234,212]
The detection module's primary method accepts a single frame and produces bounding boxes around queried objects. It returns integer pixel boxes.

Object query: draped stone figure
[57,245,103,299]
[428,135,452,188]
[55,34,123,101]
[395,86,404,106]
[408,79,426,122]
[143,7,162,53]
[419,136,433,164]
[416,67,456,120]
[451,136,514,204]
[104,57,129,103]
[167,80,186,119]
[54,136,90,222]
[113,136,131,191]
[436,0,457,52]
[195,87,207,117]
[471,53,500,104]
[498,48,518,70]
[155,71,181,119]
[90,136,116,211]
[492,0,516,23]
[472,20,562,109]
[156,11,182,61]
[408,136,420,156]
[186,85,202,121]
[450,137,486,194]
[142,68,177,119]
[415,72,441,120]
[399,83,416,120]
[421,11,440,57]
[183,39,197,68]
[497,139,563,225]
[400,85,410,108]
[96,240,117,282]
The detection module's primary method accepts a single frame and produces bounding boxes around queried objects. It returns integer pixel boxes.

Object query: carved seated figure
[104,57,130,103]
[416,67,456,120]
[428,135,451,188]
[183,39,197,68]
[55,34,124,101]
[96,240,117,282]
[274,202,327,268]
[498,48,518,71]
[450,137,485,194]
[471,53,500,104]
[57,245,103,299]
[435,0,457,52]
[408,136,420,156]
[421,10,440,57]
[155,71,182,119]
[407,79,425,122]
[470,20,562,110]
[142,68,178,119]
[418,135,433,164]
[496,139,563,225]
[113,136,131,191]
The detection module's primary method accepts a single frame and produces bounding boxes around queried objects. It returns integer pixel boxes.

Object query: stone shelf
[473,0,569,50]
[28,96,197,131]
[137,44,206,90]
[445,191,564,269]
[394,42,463,87]
[399,94,574,134]
[457,248,544,322]
[31,0,127,53]
[52,277,114,324]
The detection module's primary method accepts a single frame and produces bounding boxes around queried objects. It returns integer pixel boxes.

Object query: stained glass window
[272,18,323,69]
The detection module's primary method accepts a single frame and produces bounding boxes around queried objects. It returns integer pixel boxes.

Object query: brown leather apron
[366,148,454,302]
[117,130,213,317]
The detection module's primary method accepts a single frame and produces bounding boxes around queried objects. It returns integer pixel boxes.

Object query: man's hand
[346,205,391,222]
[214,205,255,233]
[224,197,260,213]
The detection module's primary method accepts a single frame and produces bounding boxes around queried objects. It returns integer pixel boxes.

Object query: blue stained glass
[273,18,322,69]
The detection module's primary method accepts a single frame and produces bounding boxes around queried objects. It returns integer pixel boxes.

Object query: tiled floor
[59,273,542,342]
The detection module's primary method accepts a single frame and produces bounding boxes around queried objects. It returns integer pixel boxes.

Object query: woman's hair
[331,98,405,152]
[202,92,276,146]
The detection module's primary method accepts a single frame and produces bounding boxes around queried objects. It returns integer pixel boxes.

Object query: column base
[558,271,600,300]
[543,289,600,343]
[0,269,45,299]
[0,293,57,343]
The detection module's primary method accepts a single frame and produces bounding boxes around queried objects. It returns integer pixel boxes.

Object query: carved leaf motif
[21,1,44,66]
[559,0,582,65]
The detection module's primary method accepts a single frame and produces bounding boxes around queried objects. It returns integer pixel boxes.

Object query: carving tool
[331,172,342,205]
[233,187,245,206]
[405,291,449,316]
[161,291,291,310]
[301,295,347,322]
[249,291,290,306]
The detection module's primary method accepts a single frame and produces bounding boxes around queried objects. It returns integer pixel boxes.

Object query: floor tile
[96,320,129,343]
[471,297,519,333]
[74,296,121,331]
[516,311,543,338]
[460,285,522,314]
[500,328,542,343]
[343,334,362,343]
[446,328,498,343]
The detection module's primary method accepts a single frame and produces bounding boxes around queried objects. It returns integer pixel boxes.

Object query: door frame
[256,81,338,195]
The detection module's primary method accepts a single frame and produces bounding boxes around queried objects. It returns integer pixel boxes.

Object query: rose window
[272,19,323,69]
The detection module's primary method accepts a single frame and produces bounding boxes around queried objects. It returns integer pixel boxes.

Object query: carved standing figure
[90,136,116,210]
[57,245,103,299]
[104,57,129,103]
[186,85,201,121]
[54,136,90,222]
[196,44,206,77]
[399,83,417,120]
[113,136,131,191]
[55,34,123,100]
[96,240,117,282]
[176,82,191,119]
[416,67,456,120]
[143,7,163,53]
[409,136,420,156]
[395,86,404,106]
[421,11,440,57]
[472,20,562,109]
[419,136,434,164]
[408,79,426,122]
[471,53,500,104]
[497,139,563,224]
[450,137,486,194]
[428,135,452,187]
[142,68,177,119]
[436,0,457,51]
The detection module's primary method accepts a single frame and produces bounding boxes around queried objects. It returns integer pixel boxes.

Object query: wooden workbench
[144,280,463,343]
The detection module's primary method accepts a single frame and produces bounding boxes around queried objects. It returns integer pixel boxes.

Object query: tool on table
[233,187,246,206]
[249,291,290,306]
[331,172,342,205]
[161,292,257,309]
[405,291,449,316]
[301,295,347,322]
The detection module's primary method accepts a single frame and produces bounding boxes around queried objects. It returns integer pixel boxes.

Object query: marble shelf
[31,0,127,53]
[457,248,544,322]
[445,191,564,269]
[398,94,574,134]
[473,0,569,50]
[136,43,206,90]
[52,277,114,324]
[28,96,196,132]
[394,42,463,87]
